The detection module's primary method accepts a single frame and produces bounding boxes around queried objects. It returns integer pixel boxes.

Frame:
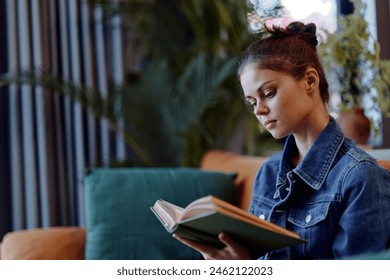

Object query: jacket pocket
[287,201,331,228]
[249,196,274,221]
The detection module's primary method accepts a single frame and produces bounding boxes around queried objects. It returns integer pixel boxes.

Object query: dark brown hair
[238,22,329,104]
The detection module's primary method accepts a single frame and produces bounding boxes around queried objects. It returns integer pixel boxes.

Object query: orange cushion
[200,150,266,211]
[0,227,85,260]
[378,160,390,172]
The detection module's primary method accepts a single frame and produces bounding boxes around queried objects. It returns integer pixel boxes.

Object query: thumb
[218,232,241,249]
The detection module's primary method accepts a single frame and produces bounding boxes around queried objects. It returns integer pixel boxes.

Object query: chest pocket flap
[288,201,331,228]
[249,196,274,220]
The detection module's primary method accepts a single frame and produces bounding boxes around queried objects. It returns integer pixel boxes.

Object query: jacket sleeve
[333,160,390,258]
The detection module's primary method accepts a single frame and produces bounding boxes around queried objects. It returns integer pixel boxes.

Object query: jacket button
[259,213,265,220]
[305,213,312,223]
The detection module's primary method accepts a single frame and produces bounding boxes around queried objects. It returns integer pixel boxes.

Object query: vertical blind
[0,0,127,238]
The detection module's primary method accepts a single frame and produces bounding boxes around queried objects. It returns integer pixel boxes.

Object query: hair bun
[286,22,318,47]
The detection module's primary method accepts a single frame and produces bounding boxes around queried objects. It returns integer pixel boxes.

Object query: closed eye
[245,99,256,110]
[264,89,276,99]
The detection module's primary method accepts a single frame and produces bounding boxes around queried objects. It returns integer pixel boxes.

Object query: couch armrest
[0,227,86,260]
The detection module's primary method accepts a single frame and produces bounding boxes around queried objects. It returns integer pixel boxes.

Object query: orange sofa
[0,150,389,260]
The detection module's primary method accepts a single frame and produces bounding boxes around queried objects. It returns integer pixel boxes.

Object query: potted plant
[318,0,390,145]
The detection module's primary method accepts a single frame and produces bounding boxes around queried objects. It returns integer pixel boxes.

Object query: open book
[151,195,307,254]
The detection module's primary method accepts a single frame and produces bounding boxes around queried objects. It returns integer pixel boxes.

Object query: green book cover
[173,211,306,252]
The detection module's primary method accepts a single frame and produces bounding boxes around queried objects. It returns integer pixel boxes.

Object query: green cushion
[84,167,236,260]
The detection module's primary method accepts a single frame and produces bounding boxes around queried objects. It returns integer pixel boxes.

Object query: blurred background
[0,0,389,240]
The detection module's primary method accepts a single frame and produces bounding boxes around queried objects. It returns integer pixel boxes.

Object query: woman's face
[240,63,316,139]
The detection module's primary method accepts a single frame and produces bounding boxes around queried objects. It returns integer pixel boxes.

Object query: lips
[263,120,277,129]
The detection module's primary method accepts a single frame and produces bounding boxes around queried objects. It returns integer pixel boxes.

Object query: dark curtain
[0,0,12,240]
[0,0,128,240]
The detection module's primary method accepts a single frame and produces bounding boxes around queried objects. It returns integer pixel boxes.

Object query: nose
[254,103,269,116]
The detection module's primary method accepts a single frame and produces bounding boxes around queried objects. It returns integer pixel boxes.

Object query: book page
[151,199,184,230]
[179,196,218,220]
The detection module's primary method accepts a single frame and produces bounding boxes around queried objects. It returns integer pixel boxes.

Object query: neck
[292,110,330,167]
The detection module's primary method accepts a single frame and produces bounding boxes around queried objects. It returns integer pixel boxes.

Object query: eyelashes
[245,89,277,110]
[244,101,256,112]
[264,89,276,99]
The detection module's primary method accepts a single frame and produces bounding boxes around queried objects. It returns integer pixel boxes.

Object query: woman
[174,22,390,259]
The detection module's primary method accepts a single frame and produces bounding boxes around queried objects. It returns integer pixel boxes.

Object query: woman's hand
[173,232,252,260]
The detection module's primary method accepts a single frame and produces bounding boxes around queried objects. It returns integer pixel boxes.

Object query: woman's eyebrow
[257,80,274,93]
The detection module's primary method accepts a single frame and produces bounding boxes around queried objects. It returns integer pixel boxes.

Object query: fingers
[219,232,252,260]
[218,232,242,252]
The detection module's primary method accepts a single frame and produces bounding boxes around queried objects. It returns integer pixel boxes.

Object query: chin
[269,130,289,140]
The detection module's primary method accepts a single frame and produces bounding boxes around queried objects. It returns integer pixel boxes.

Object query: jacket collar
[277,117,345,190]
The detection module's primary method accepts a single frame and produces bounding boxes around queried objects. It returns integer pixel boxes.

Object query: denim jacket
[249,117,390,259]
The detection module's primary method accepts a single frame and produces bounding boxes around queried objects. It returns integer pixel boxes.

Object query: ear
[305,67,319,93]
